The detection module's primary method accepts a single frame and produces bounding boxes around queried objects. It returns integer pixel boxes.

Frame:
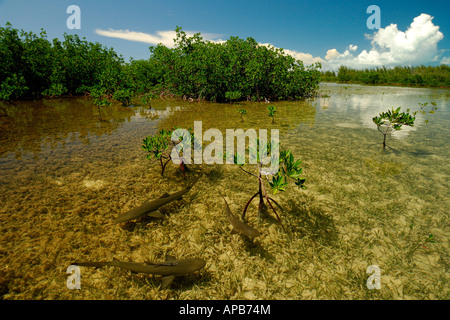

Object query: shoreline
[319,80,450,90]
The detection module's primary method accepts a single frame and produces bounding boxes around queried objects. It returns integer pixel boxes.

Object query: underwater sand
[0,83,448,299]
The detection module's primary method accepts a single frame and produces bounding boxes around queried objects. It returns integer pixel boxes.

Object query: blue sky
[0,0,449,70]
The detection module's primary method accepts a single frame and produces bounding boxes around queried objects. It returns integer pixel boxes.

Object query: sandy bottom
[0,87,448,300]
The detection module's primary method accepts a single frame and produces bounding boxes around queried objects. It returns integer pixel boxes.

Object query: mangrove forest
[0,23,322,103]
[321,65,450,87]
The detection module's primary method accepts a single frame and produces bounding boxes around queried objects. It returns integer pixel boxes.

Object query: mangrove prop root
[242,191,259,220]
[267,197,283,211]
[259,176,286,232]
[238,165,286,232]
[160,156,172,176]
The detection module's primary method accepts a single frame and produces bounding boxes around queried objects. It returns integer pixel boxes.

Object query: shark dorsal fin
[154,255,178,266]
[165,255,177,262]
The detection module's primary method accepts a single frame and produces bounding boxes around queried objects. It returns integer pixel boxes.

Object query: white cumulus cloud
[95,13,445,69]
[347,44,358,52]
[94,28,224,48]
[96,28,324,66]
[278,47,325,65]
[323,13,445,70]
[325,49,341,60]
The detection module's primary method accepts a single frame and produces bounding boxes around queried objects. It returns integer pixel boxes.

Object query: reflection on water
[0,99,136,159]
[0,84,449,299]
[0,98,159,191]
[318,83,449,139]
[154,99,317,139]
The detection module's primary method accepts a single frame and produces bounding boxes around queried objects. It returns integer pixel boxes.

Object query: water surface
[0,83,448,299]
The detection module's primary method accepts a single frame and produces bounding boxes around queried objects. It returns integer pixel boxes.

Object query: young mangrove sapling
[142,127,197,177]
[267,105,276,124]
[237,108,247,122]
[231,139,306,231]
[372,103,437,150]
[91,88,111,122]
[372,107,415,150]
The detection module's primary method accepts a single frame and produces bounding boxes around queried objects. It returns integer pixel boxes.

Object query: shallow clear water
[0,83,448,299]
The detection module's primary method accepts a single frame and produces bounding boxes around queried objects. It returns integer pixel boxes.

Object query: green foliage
[0,22,129,101]
[112,89,133,107]
[1,23,321,103]
[373,107,416,130]
[372,107,416,149]
[322,65,450,87]
[237,108,247,121]
[372,103,438,149]
[142,127,197,176]
[425,234,436,244]
[266,149,306,194]
[233,138,306,194]
[267,105,276,123]
[417,102,438,123]
[278,150,306,189]
[0,73,28,100]
[149,27,321,102]
[269,175,288,194]
[124,58,162,94]
[91,87,112,108]
[225,91,243,102]
[139,92,157,106]
[231,138,306,230]
[320,70,337,82]
[142,129,172,160]
[142,129,173,176]
[0,23,28,100]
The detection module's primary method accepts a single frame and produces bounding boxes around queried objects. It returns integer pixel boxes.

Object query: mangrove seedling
[142,129,173,176]
[373,103,438,150]
[417,102,437,124]
[91,88,111,121]
[267,105,276,123]
[231,139,306,231]
[142,127,197,177]
[237,108,247,122]
[372,107,415,150]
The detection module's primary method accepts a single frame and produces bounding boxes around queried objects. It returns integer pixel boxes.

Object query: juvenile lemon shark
[73,256,206,289]
[223,198,261,238]
[114,179,198,223]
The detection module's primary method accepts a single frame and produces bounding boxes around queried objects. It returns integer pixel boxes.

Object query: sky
[0,0,449,70]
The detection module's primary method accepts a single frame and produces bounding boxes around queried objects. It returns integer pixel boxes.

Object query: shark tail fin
[187,177,200,189]
[161,275,176,289]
